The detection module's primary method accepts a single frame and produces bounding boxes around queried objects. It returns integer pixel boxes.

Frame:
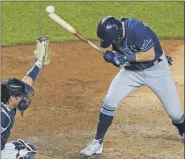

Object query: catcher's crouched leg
[1,139,36,159]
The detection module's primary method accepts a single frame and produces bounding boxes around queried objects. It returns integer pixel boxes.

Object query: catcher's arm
[22,76,33,86]
[22,35,52,86]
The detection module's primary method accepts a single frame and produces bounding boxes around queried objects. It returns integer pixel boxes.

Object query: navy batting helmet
[1,78,34,115]
[97,16,123,48]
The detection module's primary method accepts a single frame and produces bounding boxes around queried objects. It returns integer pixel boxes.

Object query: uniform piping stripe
[173,115,185,124]
[141,43,154,52]
[1,108,11,133]
[102,106,115,112]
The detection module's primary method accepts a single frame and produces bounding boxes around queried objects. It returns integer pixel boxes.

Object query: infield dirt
[2,40,184,159]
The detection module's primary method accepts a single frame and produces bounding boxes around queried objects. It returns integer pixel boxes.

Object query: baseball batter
[80,17,185,156]
[1,35,51,159]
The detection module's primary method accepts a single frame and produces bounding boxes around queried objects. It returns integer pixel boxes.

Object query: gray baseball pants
[102,53,184,123]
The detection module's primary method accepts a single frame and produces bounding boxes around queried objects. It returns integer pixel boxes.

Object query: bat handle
[87,41,104,54]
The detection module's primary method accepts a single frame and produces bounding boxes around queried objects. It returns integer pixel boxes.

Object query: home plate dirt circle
[2,40,184,159]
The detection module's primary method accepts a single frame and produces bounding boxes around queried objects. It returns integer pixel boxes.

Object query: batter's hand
[103,51,126,67]
[103,51,115,62]
[34,35,52,68]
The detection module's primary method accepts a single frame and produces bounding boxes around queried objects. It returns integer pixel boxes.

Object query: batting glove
[103,51,121,67]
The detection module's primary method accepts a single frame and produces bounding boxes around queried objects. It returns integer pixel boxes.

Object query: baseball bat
[47,12,104,54]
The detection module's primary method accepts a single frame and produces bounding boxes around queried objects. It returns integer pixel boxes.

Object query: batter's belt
[125,55,163,71]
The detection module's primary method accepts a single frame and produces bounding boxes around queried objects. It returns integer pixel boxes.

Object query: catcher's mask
[1,78,34,116]
[97,16,123,48]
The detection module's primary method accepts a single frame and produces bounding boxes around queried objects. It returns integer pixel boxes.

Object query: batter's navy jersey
[112,18,163,70]
[1,103,16,150]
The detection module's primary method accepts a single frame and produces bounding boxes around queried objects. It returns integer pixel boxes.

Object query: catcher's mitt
[34,35,52,66]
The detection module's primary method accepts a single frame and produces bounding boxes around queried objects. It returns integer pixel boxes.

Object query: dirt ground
[2,40,184,159]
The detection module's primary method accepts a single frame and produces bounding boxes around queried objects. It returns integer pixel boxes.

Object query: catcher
[1,35,51,159]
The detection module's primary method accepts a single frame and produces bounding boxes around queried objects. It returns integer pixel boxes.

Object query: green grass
[2,2,184,46]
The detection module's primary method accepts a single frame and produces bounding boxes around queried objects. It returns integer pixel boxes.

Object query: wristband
[26,65,40,82]
[124,53,136,62]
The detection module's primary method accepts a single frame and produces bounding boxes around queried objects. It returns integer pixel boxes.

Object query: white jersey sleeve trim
[140,39,154,52]
[1,108,11,133]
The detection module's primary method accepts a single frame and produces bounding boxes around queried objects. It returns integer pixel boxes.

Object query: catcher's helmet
[1,78,34,115]
[97,16,123,48]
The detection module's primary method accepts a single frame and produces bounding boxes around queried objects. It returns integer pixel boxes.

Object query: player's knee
[169,112,184,123]
[101,104,116,116]
[103,96,119,110]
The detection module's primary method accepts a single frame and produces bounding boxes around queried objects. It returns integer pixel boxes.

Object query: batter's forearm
[136,47,155,62]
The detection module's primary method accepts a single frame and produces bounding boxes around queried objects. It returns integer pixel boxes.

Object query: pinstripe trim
[101,105,115,116]
[100,108,115,116]
[1,103,11,112]
[140,43,154,52]
[1,108,11,133]
[140,38,154,52]
[173,115,185,124]
[103,104,116,111]
[102,106,115,112]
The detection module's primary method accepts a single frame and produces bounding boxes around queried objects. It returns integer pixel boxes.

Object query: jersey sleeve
[1,108,11,133]
[132,21,154,52]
